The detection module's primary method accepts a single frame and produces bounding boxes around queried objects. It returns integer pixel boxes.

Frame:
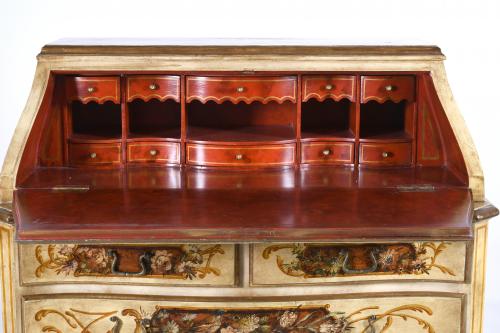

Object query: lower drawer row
[22,241,467,287]
[68,141,413,167]
[25,294,464,333]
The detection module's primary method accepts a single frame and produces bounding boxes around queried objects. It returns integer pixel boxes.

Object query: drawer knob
[149,83,159,90]
[149,149,158,156]
[87,87,95,93]
[325,84,334,90]
[384,85,394,91]
[89,152,97,159]
[235,154,244,160]
[381,151,392,158]
[322,149,331,156]
[236,87,245,93]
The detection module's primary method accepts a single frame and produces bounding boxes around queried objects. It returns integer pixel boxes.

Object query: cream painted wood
[0,222,17,333]
[471,221,489,333]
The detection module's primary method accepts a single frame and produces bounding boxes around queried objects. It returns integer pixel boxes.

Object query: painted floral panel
[252,242,466,285]
[21,243,236,286]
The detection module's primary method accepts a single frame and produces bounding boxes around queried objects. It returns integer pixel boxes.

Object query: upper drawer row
[65,75,415,104]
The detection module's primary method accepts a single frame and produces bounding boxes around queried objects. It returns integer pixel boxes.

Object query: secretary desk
[0,39,498,333]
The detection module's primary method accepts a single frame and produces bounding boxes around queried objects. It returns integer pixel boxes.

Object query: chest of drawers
[0,39,498,333]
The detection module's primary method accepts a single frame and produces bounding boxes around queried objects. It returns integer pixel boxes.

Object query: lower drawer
[359,142,412,166]
[186,143,296,167]
[68,142,122,166]
[20,243,236,286]
[25,295,463,332]
[127,141,180,164]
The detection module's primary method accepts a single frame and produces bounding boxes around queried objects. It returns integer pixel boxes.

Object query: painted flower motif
[177,261,198,279]
[279,310,298,328]
[161,320,180,333]
[221,327,239,333]
[74,247,111,273]
[57,259,78,275]
[411,259,429,275]
[319,319,348,333]
[150,250,174,274]
[182,313,197,322]
[377,248,396,270]
[237,314,260,333]
[57,245,75,257]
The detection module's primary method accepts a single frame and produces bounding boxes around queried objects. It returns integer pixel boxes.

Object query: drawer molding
[262,242,456,279]
[34,244,225,280]
[34,303,436,333]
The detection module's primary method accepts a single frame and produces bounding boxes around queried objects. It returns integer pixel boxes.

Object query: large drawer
[25,295,463,333]
[252,241,467,285]
[20,243,237,286]
[186,76,297,104]
[186,143,296,167]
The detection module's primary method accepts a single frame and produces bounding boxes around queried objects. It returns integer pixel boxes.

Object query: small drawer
[126,75,180,102]
[302,75,356,102]
[359,142,412,166]
[301,141,354,164]
[361,75,415,103]
[186,143,296,167]
[68,143,121,166]
[186,76,297,104]
[65,76,120,104]
[127,142,180,164]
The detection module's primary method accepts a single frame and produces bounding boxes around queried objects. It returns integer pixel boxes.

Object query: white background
[0,0,498,330]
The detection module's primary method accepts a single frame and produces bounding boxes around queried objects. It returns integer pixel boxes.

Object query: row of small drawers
[66,75,415,104]
[69,141,412,166]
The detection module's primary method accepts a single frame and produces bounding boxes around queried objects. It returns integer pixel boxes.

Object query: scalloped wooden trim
[67,77,120,105]
[186,95,296,104]
[361,77,415,104]
[126,94,180,103]
[72,96,119,104]
[302,76,356,102]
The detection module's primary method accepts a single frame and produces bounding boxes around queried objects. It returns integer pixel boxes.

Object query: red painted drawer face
[359,142,412,166]
[126,75,180,102]
[301,142,354,164]
[361,76,415,103]
[186,76,297,104]
[302,75,356,102]
[68,143,122,166]
[186,143,296,167]
[127,142,180,164]
[65,76,120,104]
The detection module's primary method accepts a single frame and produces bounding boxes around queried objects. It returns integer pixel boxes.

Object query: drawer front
[25,295,463,333]
[126,75,180,102]
[359,142,412,166]
[361,75,415,103]
[301,141,354,164]
[187,143,296,167]
[186,76,297,104]
[127,142,180,164]
[65,76,120,104]
[20,243,236,286]
[68,143,122,166]
[252,241,467,285]
[302,75,356,102]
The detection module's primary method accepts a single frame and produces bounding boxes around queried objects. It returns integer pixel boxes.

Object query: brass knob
[87,87,95,93]
[322,149,331,156]
[89,152,97,159]
[149,83,158,90]
[381,151,391,158]
[236,87,244,93]
[325,84,334,90]
[384,85,394,91]
[235,154,244,160]
[149,149,158,156]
